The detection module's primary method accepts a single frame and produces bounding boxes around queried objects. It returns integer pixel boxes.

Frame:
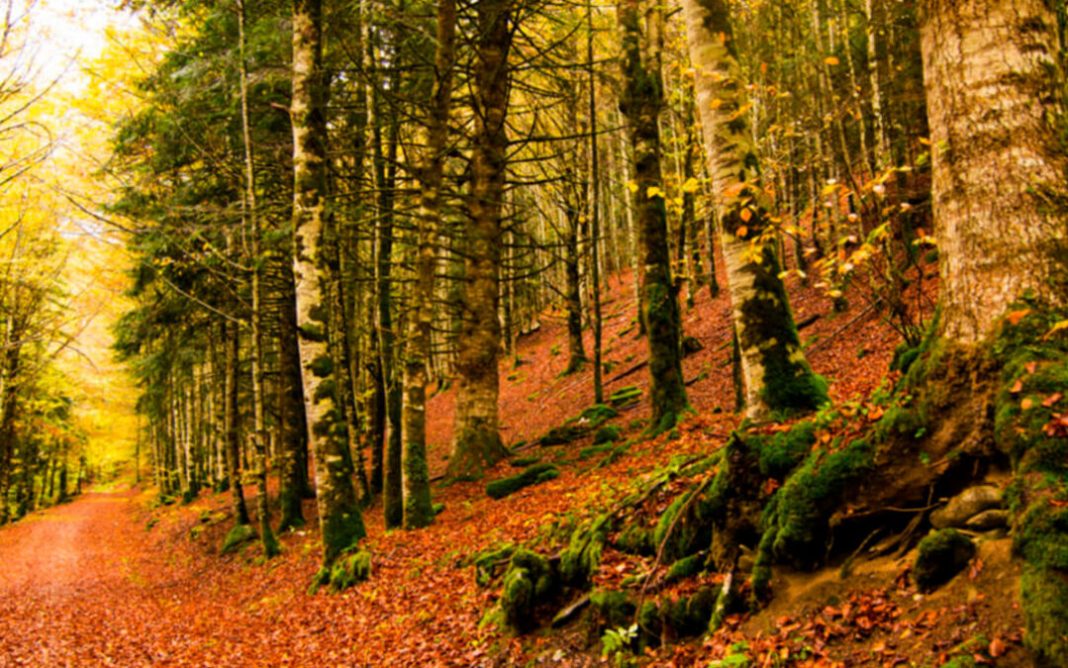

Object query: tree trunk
[400,0,457,529]
[223,320,250,525]
[291,0,365,567]
[277,261,309,531]
[920,0,1067,343]
[682,0,827,420]
[449,0,513,479]
[618,0,689,432]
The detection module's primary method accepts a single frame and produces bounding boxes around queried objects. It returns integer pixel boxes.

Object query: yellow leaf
[735,225,749,239]
[1044,319,1068,339]
[824,56,840,66]
[681,177,701,194]
[646,186,665,199]
[740,207,753,222]
[626,181,638,193]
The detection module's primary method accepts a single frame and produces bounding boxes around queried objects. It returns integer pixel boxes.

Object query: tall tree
[448,0,513,479]
[290,0,365,568]
[618,0,689,432]
[920,0,1067,343]
[682,0,827,420]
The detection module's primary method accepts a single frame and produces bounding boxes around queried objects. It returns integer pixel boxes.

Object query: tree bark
[291,0,365,567]
[618,0,689,432]
[449,0,513,479]
[682,0,826,420]
[920,0,1067,343]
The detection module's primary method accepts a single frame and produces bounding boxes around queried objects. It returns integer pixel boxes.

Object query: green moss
[753,421,817,478]
[500,548,556,631]
[764,438,875,568]
[579,443,615,460]
[570,404,619,428]
[1021,565,1068,666]
[510,456,541,467]
[474,543,516,587]
[594,425,623,445]
[1013,503,1068,570]
[486,463,559,499]
[538,424,589,446]
[653,487,715,563]
[329,549,371,591]
[590,589,636,630]
[615,524,654,556]
[659,587,717,637]
[609,386,643,408]
[664,554,704,584]
[560,514,611,585]
[914,529,975,591]
[873,404,927,442]
[221,523,256,555]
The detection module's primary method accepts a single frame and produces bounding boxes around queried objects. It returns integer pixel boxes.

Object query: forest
[0,0,1065,665]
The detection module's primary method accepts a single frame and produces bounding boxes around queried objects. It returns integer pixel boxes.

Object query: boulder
[964,509,1010,531]
[930,485,1003,529]
[914,528,976,591]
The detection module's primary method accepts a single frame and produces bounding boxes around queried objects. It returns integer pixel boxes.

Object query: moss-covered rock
[653,485,717,563]
[329,549,371,591]
[560,514,611,585]
[571,404,619,428]
[1021,565,1068,666]
[500,549,556,631]
[474,543,516,587]
[220,523,256,555]
[486,463,559,499]
[539,424,589,446]
[594,425,623,445]
[1013,503,1068,571]
[614,524,654,556]
[914,529,975,591]
[658,587,717,637]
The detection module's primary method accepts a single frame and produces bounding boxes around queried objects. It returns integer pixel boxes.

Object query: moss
[594,425,623,445]
[615,524,654,556]
[764,437,875,568]
[873,404,927,443]
[609,386,643,408]
[220,523,256,555]
[500,548,556,631]
[579,443,615,460]
[510,456,541,467]
[914,529,975,591]
[664,554,704,584]
[653,487,715,563]
[1021,565,1068,666]
[538,424,589,446]
[474,543,516,587]
[329,549,371,591]
[590,589,636,630]
[659,587,716,637]
[486,463,559,499]
[753,421,818,478]
[560,514,611,586]
[570,404,619,428]
[1013,503,1068,570]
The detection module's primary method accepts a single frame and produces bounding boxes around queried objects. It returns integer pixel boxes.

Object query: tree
[448,0,514,479]
[290,0,364,568]
[682,0,827,420]
[920,0,1067,343]
[618,0,689,432]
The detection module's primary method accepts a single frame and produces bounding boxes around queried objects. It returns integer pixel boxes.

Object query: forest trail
[0,488,168,665]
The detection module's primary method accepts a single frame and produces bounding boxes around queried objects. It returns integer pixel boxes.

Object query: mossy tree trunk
[400,0,457,530]
[237,0,278,558]
[920,0,1067,344]
[448,0,513,480]
[222,319,250,526]
[682,0,826,420]
[291,0,365,568]
[277,263,309,531]
[618,0,689,433]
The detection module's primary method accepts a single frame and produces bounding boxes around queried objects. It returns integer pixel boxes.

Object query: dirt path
[0,489,177,666]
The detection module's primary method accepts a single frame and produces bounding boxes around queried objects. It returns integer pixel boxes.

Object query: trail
[0,489,170,666]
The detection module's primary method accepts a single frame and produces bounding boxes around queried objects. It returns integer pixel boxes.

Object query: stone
[964,509,1010,531]
[930,485,1003,529]
[914,529,976,591]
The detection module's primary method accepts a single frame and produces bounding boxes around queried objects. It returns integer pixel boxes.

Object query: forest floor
[0,264,1035,666]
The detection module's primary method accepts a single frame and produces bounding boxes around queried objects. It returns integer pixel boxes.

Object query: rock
[914,528,976,591]
[930,485,1003,529]
[965,509,1010,531]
